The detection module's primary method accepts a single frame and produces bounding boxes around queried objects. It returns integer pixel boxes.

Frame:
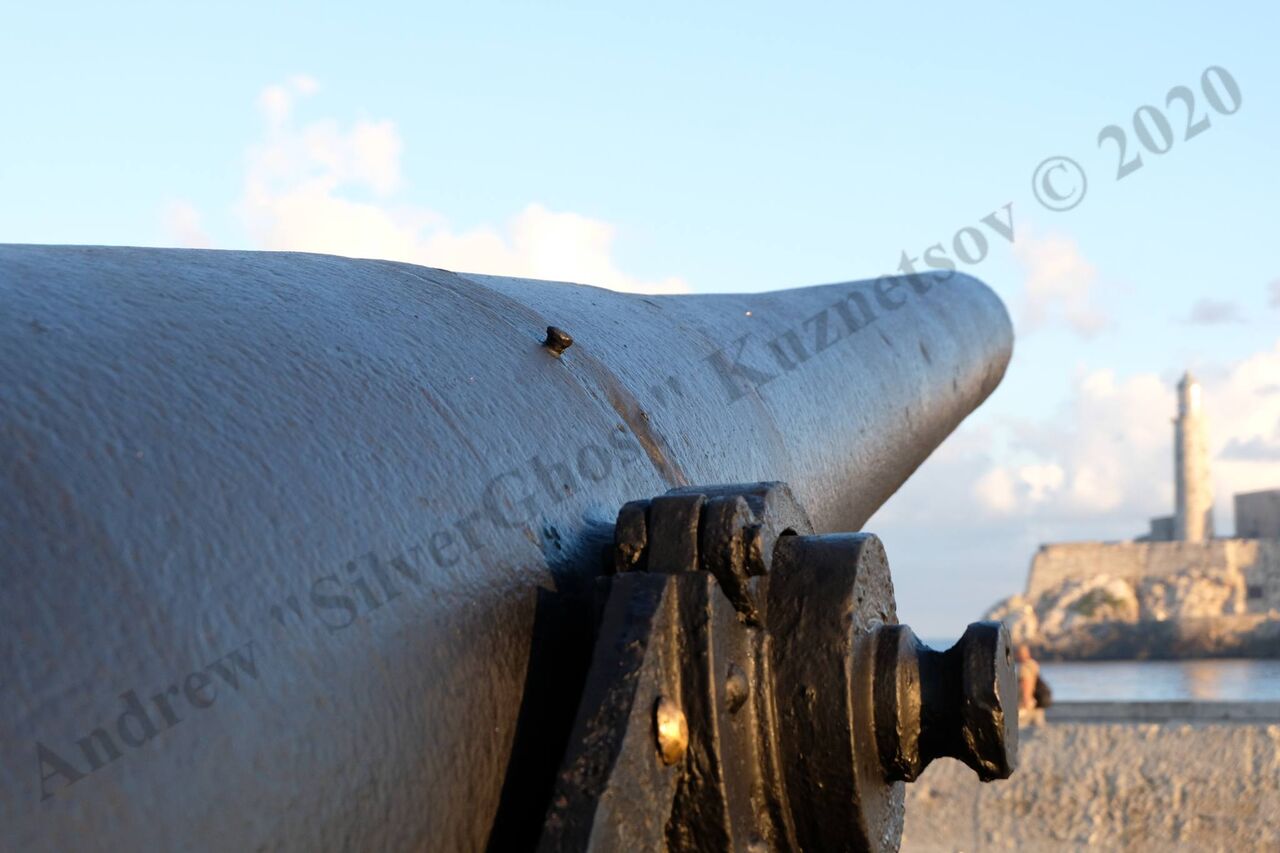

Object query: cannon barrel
[0,245,1013,850]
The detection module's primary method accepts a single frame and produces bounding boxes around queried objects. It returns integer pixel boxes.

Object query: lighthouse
[1174,371,1214,542]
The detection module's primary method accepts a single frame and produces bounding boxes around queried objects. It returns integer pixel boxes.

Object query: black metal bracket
[539,483,1017,852]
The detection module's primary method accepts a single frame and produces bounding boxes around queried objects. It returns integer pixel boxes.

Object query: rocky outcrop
[1031,614,1280,660]
[984,565,1279,660]
[1137,564,1245,620]
[1035,575,1139,637]
[982,594,1038,645]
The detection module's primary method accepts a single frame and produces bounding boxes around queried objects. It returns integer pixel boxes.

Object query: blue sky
[4,2,1278,635]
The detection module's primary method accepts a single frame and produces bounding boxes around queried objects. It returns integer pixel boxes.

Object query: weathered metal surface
[542,484,1016,851]
[0,245,1012,850]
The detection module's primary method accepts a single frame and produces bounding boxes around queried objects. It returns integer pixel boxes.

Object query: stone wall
[902,718,1280,851]
[1025,538,1280,613]
[1242,539,1280,610]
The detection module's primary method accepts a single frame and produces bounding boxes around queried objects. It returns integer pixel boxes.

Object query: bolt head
[543,325,573,355]
[654,696,689,765]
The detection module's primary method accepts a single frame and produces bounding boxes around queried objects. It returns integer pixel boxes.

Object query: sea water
[925,640,1280,701]
[1035,658,1280,702]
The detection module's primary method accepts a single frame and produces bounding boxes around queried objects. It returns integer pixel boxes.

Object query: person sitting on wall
[1016,645,1047,727]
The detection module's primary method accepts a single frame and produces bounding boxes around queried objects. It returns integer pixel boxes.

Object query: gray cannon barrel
[0,245,1012,851]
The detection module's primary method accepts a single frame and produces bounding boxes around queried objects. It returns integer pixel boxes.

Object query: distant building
[1146,515,1175,542]
[1237,489,1280,540]
[1025,371,1280,613]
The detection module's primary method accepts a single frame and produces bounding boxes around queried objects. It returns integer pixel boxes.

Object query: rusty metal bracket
[539,483,1017,852]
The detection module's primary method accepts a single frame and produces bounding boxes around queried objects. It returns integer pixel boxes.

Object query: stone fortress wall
[1026,538,1280,613]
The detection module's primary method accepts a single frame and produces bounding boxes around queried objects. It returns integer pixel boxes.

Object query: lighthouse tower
[1174,371,1214,542]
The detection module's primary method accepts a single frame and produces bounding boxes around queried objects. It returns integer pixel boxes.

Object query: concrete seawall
[1047,701,1280,722]
[902,704,1280,851]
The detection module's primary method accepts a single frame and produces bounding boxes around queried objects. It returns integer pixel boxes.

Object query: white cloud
[970,368,1172,519]
[974,467,1017,513]
[257,74,319,127]
[970,463,1066,515]
[1013,231,1108,337]
[920,344,1280,531]
[176,75,688,295]
[164,200,211,248]
[1269,278,1280,308]
[1205,340,1280,496]
[1019,462,1066,502]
